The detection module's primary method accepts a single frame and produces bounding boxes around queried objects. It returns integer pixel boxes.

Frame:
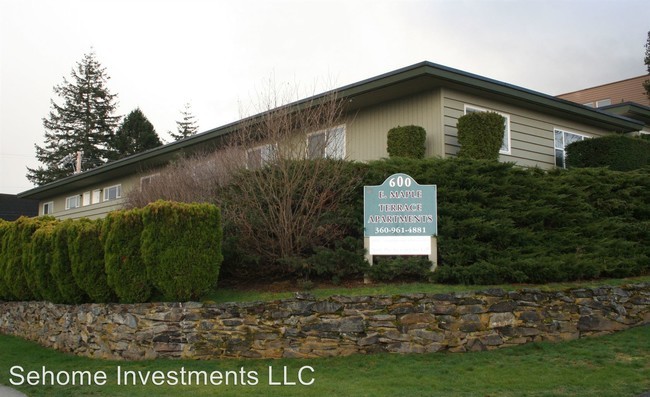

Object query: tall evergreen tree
[27,50,119,186]
[108,108,162,161]
[171,102,199,141]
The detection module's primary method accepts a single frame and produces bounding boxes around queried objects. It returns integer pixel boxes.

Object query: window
[65,195,81,210]
[92,189,101,204]
[246,144,276,169]
[464,105,511,154]
[82,191,90,206]
[307,125,346,159]
[140,174,159,190]
[554,129,589,168]
[595,99,611,108]
[103,184,122,201]
[42,202,53,215]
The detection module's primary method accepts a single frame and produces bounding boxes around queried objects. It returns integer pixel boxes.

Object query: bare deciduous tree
[126,85,360,275]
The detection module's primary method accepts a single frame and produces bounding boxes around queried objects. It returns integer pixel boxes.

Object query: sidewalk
[0,384,27,397]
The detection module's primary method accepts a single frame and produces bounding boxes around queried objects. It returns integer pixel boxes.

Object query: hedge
[456,111,505,160]
[141,201,223,301]
[27,222,64,302]
[0,201,224,303]
[566,134,650,171]
[51,220,88,304]
[220,156,650,285]
[68,219,115,303]
[387,125,426,159]
[0,220,12,300]
[103,208,152,303]
[2,217,52,301]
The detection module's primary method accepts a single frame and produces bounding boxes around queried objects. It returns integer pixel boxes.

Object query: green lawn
[0,325,648,397]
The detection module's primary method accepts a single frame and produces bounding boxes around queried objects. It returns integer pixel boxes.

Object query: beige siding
[41,174,143,220]
[442,88,614,169]
[345,90,442,161]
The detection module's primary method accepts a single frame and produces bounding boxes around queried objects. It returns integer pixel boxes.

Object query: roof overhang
[19,61,645,200]
[599,102,650,126]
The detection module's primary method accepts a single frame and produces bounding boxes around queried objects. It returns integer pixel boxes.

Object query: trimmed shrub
[141,201,223,301]
[68,218,115,303]
[103,208,153,303]
[51,220,88,304]
[456,111,505,160]
[2,217,48,301]
[387,125,426,159]
[21,217,56,300]
[28,222,64,302]
[0,220,12,300]
[566,134,650,171]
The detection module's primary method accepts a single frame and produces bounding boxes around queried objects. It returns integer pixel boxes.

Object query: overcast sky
[1,0,648,194]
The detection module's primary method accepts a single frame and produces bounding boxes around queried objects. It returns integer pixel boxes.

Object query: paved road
[0,385,27,397]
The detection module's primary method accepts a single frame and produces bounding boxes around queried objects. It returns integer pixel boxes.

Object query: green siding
[442,88,614,169]
[41,174,141,220]
[346,90,442,161]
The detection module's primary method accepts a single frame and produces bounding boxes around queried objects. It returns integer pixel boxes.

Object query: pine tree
[171,103,199,141]
[108,108,162,161]
[27,50,119,185]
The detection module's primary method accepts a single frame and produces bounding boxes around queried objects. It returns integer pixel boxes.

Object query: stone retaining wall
[0,283,648,360]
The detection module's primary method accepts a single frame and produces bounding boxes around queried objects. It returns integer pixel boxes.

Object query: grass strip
[206,275,650,303]
[0,325,647,397]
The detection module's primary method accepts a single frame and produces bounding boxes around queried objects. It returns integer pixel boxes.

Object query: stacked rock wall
[0,283,648,360]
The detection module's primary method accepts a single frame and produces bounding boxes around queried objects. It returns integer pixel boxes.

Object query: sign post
[363,173,437,282]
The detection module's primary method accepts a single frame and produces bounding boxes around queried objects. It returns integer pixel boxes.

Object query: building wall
[35,88,627,220]
[442,88,614,169]
[557,75,650,107]
[346,90,443,162]
[40,173,149,220]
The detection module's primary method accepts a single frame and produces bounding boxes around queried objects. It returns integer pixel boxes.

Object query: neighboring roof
[0,194,38,221]
[556,74,650,107]
[19,61,646,200]
[599,102,650,126]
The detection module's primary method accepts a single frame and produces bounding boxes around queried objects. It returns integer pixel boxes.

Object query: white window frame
[554,128,590,168]
[82,191,91,206]
[92,189,102,204]
[595,99,611,108]
[463,105,511,155]
[246,143,277,169]
[307,124,346,160]
[140,173,160,190]
[65,195,81,210]
[42,201,53,215]
[103,184,122,202]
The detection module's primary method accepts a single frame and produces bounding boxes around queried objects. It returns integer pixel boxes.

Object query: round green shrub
[387,125,426,159]
[68,218,115,303]
[141,201,223,301]
[28,222,64,302]
[566,135,650,171]
[456,112,505,160]
[103,208,153,303]
[51,220,88,304]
